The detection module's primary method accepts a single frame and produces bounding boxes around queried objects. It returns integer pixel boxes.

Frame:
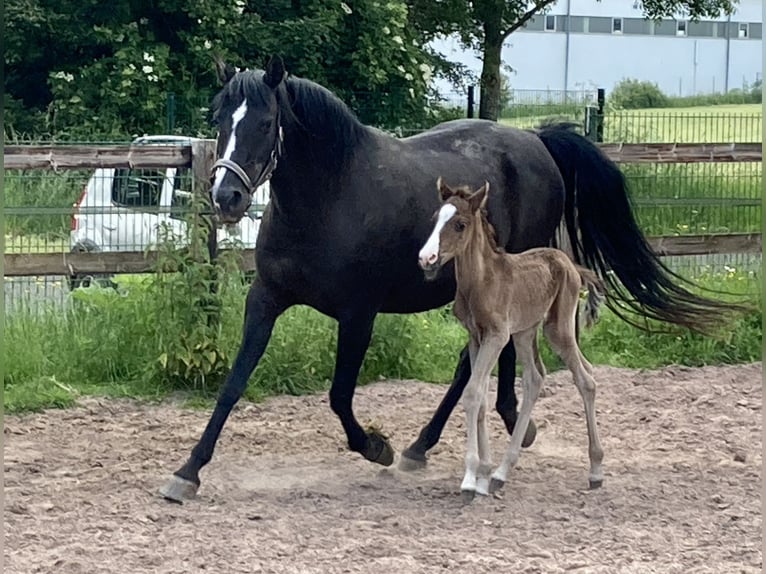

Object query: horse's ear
[214,57,237,85]
[436,176,453,201]
[468,181,489,213]
[264,54,287,88]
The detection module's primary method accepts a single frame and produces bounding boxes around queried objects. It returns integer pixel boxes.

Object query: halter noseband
[211,109,284,196]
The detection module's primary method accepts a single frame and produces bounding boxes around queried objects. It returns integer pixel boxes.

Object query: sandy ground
[4,362,762,574]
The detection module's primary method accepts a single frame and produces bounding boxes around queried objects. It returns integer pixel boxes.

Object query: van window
[112,168,164,208]
[171,168,195,220]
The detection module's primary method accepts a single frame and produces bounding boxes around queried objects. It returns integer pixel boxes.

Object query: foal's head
[418,178,489,280]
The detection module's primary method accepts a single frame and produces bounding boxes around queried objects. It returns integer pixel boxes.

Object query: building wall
[430,0,763,97]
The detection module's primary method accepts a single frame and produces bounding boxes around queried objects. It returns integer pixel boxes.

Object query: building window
[612,18,623,34]
[676,20,687,36]
[738,22,749,38]
[545,15,556,31]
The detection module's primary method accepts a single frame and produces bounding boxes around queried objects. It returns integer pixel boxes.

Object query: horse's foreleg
[329,312,394,466]
[160,279,291,502]
[399,344,472,471]
[497,339,538,448]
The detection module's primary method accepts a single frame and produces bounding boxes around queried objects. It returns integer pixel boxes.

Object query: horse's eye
[454,221,465,232]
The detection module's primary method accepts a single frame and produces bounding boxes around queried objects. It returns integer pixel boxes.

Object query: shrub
[610,78,670,109]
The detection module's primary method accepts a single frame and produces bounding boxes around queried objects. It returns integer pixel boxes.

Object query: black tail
[536,121,748,335]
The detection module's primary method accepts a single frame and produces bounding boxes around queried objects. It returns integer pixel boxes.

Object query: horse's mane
[211,69,370,172]
[449,185,504,254]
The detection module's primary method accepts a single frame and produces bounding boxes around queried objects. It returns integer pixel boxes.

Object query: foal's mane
[449,185,504,254]
[212,69,370,172]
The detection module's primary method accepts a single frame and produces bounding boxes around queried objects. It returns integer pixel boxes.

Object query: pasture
[5,362,761,573]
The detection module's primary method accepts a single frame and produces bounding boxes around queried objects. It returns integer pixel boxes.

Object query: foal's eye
[454,221,465,232]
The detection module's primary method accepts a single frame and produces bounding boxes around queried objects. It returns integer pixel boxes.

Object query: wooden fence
[3,140,762,278]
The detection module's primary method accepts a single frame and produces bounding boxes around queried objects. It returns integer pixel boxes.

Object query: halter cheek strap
[211,112,284,196]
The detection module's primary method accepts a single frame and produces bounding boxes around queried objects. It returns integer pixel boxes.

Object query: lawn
[501,103,762,143]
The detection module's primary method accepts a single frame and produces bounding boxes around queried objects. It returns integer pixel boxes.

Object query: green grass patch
[4,267,760,414]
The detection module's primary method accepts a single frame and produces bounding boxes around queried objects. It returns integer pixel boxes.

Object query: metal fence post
[467,85,475,118]
[596,88,605,143]
[166,93,177,133]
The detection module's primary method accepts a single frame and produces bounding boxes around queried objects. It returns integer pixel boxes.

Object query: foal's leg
[472,338,493,497]
[461,334,505,503]
[330,311,394,465]
[160,278,291,502]
[544,317,605,489]
[490,327,544,492]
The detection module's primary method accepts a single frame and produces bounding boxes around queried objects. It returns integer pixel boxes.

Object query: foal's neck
[454,216,503,294]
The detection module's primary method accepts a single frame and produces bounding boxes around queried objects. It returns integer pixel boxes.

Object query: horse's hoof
[589,478,603,490]
[159,475,199,503]
[363,430,395,467]
[398,448,427,472]
[521,419,537,448]
[476,477,490,496]
[461,489,476,505]
[489,478,505,494]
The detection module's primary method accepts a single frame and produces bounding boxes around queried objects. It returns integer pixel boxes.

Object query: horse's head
[209,55,287,224]
[418,177,489,280]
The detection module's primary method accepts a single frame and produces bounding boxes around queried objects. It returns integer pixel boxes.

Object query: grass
[4,268,761,414]
[501,103,762,143]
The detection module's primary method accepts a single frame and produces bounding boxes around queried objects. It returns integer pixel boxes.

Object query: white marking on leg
[418,204,456,266]
[211,99,248,202]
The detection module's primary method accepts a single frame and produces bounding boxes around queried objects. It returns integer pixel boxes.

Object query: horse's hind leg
[490,327,543,493]
[497,340,538,448]
[400,345,472,470]
[544,315,604,489]
[160,279,292,502]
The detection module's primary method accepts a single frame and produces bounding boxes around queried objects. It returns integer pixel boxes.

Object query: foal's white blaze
[211,99,248,203]
[419,204,457,266]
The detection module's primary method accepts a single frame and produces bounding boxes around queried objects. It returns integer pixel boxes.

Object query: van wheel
[67,240,118,291]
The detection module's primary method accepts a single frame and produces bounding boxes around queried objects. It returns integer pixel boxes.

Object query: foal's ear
[264,54,287,89]
[468,181,490,213]
[436,176,454,202]
[214,57,237,85]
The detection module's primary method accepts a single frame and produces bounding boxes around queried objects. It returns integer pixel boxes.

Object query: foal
[418,178,606,502]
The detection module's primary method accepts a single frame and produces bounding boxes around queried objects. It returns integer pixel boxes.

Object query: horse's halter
[211,108,285,200]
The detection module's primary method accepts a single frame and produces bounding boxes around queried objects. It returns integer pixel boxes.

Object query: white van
[69,135,268,289]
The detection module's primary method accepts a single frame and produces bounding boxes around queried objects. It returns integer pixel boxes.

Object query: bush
[610,78,670,109]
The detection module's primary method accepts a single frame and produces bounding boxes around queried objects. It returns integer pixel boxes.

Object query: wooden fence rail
[4,141,763,170]
[3,233,761,277]
[3,140,762,278]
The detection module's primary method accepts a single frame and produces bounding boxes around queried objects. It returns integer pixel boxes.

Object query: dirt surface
[5,363,762,574]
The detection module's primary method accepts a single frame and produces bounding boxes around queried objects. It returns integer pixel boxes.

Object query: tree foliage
[409,0,740,120]
[5,0,437,138]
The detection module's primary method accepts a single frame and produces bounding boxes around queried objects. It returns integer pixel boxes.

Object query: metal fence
[5,102,762,314]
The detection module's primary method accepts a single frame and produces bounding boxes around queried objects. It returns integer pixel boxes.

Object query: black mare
[160,56,739,501]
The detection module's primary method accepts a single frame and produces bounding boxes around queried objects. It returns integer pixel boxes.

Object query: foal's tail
[536,121,749,335]
[577,265,607,329]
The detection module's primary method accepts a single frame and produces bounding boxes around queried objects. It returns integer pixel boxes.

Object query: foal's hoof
[489,478,505,494]
[363,429,395,467]
[398,448,427,472]
[159,475,199,503]
[589,478,604,490]
[521,419,537,448]
[461,489,476,505]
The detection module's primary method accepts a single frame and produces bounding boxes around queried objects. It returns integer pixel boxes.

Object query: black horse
[160,56,739,502]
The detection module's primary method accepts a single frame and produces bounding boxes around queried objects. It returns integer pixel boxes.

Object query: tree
[409,0,740,121]
[5,0,436,137]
